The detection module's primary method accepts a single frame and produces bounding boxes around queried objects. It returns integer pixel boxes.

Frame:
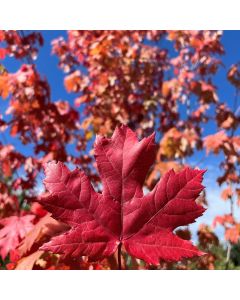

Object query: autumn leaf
[225,225,240,244]
[15,250,44,270]
[0,215,35,259]
[221,186,233,201]
[38,125,206,266]
[159,128,198,159]
[18,213,68,257]
[190,80,218,103]
[213,214,235,228]
[161,81,171,98]
[204,131,228,154]
[212,214,240,243]
[227,63,240,88]
[64,70,82,93]
[0,73,10,99]
[14,214,68,270]
[0,48,7,60]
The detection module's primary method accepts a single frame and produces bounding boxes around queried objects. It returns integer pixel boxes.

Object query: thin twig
[118,243,122,270]
[225,243,231,270]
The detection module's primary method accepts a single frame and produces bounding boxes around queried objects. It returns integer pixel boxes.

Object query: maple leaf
[225,225,240,244]
[0,215,35,259]
[18,213,68,257]
[64,70,82,93]
[221,187,233,201]
[15,250,44,270]
[204,131,228,154]
[39,125,206,266]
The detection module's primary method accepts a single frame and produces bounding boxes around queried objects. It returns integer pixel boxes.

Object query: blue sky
[1,31,240,241]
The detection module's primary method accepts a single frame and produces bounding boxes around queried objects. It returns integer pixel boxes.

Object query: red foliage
[0,215,34,259]
[0,30,239,269]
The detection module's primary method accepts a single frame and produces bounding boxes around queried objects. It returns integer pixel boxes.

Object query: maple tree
[0,30,240,270]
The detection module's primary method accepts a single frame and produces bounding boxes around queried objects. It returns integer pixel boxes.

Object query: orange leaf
[15,250,44,270]
[0,73,10,99]
[64,71,81,93]
[204,131,228,154]
[18,213,68,256]
[221,187,233,201]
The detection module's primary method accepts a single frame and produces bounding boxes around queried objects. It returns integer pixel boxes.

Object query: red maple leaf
[0,215,35,259]
[39,125,206,266]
